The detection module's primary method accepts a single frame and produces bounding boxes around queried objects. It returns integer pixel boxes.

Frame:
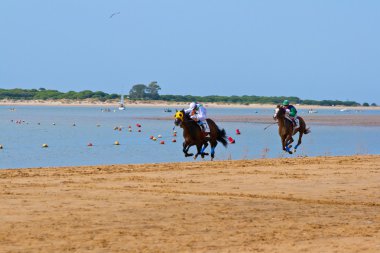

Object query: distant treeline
[159,95,367,107]
[0,87,376,107]
[0,88,119,101]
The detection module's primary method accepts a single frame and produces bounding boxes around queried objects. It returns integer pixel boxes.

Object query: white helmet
[189,102,197,110]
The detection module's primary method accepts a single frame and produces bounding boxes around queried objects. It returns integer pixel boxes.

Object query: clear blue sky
[1,1,379,103]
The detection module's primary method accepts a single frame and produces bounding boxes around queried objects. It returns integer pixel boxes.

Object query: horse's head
[174,109,185,126]
[273,104,285,120]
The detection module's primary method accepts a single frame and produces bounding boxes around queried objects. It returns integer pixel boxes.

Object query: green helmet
[282,100,289,106]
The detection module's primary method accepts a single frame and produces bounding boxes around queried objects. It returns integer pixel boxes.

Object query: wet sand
[139,114,380,126]
[1,155,379,252]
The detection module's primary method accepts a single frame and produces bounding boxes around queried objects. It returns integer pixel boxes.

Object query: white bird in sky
[109,12,121,19]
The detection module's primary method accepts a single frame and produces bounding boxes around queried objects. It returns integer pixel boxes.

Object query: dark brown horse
[174,109,228,160]
[273,105,310,154]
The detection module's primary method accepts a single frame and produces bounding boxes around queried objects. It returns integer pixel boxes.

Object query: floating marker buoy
[0,145,3,149]
[128,125,131,128]
[114,141,120,145]
[152,137,157,141]
[236,129,241,135]
[173,130,177,134]
[42,144,49,148]
[136,124,141,128]
[228,137,236,144]
[128,129,132,132]
[72,123,76,126]
[96,124,101,127]
[160,140,165,144]
[172,139,176,143]
[150,136,154,139]
[52,123,56,126]
[138,129,141,132]
[173,133,177,137]
[87,143,93,147]
[157,134,162,138]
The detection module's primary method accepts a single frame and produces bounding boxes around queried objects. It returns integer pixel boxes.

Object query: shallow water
[1,105,379,169]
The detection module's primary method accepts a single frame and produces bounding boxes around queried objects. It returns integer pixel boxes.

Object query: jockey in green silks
[282,100,299,130]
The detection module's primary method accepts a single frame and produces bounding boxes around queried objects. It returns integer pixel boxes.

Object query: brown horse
[174,109,228,160]
[273,105,310,154]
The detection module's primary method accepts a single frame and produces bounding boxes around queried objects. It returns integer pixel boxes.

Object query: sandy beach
[1,155,379,252]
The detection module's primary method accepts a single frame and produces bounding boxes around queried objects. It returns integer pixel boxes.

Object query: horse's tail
[217,127,228,147]
[299,116,311,134]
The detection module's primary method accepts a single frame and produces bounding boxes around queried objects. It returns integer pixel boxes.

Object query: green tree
[363,102,369,107]
[129,84,147,99]
[146,81,161,100]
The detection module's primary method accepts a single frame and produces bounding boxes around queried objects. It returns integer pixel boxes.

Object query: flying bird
[109,12,121,19]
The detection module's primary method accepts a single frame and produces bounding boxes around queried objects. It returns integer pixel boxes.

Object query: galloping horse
[273,105,310,154]
[174,109,228,160]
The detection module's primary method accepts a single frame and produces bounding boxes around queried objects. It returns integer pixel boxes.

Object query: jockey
[184,102,210,136]
[282,100,299,130]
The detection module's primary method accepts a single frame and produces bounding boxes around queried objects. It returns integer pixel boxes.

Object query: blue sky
[1,1,379,103]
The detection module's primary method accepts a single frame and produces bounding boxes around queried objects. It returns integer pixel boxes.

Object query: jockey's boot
[294,117,300,129]
[199,121,210,138]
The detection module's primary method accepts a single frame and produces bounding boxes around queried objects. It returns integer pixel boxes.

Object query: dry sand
[1,155,379,252]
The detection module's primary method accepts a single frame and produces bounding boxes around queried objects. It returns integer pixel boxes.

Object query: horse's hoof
[203,152,209,156]
[185,153,193,157]
[288,145,292,149]
[288,151,293,154]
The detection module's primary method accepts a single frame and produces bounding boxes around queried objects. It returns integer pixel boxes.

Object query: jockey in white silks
[184,102,210,135]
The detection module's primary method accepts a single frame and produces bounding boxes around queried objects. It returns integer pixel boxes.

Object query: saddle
[285,116,300,128]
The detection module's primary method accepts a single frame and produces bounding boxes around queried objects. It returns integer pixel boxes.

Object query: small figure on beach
[174,108,228,161]
[273,104,311,154]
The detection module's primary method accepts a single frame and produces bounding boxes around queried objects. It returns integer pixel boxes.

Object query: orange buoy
[172,139,176,143]
[87,143,93,147]
[160,140,165,144]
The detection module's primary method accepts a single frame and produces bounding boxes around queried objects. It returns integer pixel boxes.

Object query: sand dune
[1,155,379,252]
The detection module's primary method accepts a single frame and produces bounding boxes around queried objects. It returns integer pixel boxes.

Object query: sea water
[0,105,379,169]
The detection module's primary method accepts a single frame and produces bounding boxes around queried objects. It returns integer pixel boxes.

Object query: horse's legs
[281,135,287,151]
[183,142,193,157]
[284,135,293,154]
[210,140,218,161]
[293,132,303,153]
[201,142,209,158]
[193,143,203,160]
[286,137,294,149]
